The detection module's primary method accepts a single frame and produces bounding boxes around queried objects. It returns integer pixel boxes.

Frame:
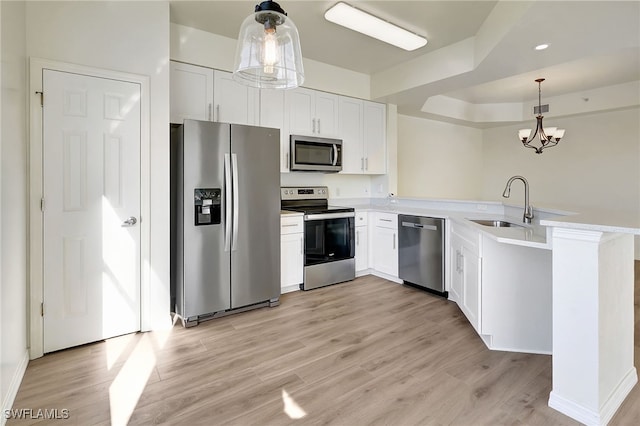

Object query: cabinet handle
[361,157,364,171]
[282,223,299,228]
[285,152,289,170]
[300,236,304,254]
[393,233,396,250]
[317,119,321,134]
[216,104,220,122]
[455,250,460,272]
[312,118,316,133]
[356,229,360,245]
[208,103,213,121]
[365,157,368,171]
[380,218,392,222]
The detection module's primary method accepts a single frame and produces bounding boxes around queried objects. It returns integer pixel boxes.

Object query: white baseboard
[600,367,638,425]
[369,270,402,284]
[548,391,600,425]
[281,284,300,294]
[548,367,637,426]
[1,350,29,426]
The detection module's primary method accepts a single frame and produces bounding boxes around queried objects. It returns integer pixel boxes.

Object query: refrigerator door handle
[231,153,239,251]
[224,153,232,252]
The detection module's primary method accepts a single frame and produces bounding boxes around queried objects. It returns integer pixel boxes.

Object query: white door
[43,69,141,353]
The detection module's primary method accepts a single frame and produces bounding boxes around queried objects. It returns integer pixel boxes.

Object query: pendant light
[518,78,566,154]
[233,0,304,89]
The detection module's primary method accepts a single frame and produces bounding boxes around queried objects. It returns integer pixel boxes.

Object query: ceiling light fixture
[518,78,565,154]
[233,0,304,89]
[534,43,549,51]
[324,2,427,51]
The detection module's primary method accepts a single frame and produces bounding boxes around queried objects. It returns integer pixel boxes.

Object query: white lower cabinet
[281,215,303,293]
[371,212,398,278]
[355,211,369,273]
[449,221,482,334]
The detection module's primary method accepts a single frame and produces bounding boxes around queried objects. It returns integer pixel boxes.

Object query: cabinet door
[286,88,315,135]
[372,226,398,277]
[314,92,339,137]
[355,225,369,272]
[339,97,364,174]
[281,233,304,290]
[461,246,481,333]
[213,70,258,125]
[449,233,464,305]
[260,89,289,172]
[170,61,214,124]
[363,101,386,174]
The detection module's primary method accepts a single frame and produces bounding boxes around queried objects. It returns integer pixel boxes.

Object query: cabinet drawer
[281,215,304,234]
[355,211,368,226]
[374,212,397,229]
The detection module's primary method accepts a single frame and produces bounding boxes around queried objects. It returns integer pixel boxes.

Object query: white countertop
[281,196,640,249]
[351,204,550,250]
[280,210,303,216]
[540,209,640,235]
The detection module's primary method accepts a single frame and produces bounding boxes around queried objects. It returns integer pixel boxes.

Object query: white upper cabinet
[340,98,386,174]
[286,87,339,137]
[363,101,386,174]
[170,61,214,124]
[213,70,259,125]
[339,97,364,174]
[259,89,289,172]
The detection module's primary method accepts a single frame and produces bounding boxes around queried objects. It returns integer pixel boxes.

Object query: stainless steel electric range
[281,186,355,290]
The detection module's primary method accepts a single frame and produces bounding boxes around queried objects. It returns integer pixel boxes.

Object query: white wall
[397,115,483,199]
[482,107,640,256]
[1,0,29,420]
[25,1,171,329]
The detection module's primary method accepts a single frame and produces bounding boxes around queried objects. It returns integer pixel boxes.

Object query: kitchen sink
[468,219,525,228]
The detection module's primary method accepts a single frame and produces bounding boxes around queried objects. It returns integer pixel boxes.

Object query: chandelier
[233,0,304,89]
[518,78,565,154]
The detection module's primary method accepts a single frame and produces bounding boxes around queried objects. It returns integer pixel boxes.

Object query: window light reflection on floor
[282,389,307,419]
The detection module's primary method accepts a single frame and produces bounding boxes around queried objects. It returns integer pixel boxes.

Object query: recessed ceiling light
[324,2,427,51]
[534,43,550,51]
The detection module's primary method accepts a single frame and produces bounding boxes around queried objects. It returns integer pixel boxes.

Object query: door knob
[122,216,137,227]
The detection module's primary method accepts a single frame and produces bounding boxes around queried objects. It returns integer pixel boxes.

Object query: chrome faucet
[502,175,533,224]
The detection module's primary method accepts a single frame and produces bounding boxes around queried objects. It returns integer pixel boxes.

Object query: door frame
[28,58,151,359]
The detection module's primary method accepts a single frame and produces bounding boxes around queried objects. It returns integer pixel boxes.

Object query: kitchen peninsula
[333,196,640,426]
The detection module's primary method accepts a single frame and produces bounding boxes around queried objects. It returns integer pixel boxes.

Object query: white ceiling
[170,1,640,123]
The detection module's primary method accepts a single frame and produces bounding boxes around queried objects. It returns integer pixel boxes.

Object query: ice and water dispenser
[194,188,221,226]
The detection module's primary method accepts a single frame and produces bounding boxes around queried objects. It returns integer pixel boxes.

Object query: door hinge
[41,302,44,317]
[40,197,45,212]
[35,91,44,107]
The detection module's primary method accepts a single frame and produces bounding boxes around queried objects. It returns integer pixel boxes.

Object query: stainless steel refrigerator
[171,120,281,327]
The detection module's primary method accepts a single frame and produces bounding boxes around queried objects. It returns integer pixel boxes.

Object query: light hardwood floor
[9,263,640,425]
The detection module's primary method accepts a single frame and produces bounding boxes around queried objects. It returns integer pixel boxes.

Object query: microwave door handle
[332,144,338,166]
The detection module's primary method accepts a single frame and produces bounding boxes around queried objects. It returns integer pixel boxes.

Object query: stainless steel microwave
[290,135,342,172]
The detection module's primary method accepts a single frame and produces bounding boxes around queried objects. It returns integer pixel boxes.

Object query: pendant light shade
[233,0,304,89]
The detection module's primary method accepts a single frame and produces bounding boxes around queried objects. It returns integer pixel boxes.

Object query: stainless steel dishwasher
[398,215,446,295]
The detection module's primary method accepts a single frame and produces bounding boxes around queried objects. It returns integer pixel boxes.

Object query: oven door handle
[305,212,355,221]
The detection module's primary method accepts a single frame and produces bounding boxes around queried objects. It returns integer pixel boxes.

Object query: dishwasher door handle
[401,221,438,231]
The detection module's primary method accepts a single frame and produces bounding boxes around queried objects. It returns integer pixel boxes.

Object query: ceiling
[170,1,640,124]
